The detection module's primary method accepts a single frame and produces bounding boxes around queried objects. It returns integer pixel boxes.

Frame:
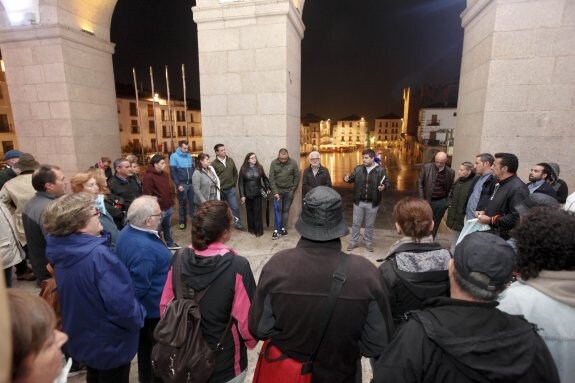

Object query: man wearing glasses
[169,140,194,231]
[301,151,332,199]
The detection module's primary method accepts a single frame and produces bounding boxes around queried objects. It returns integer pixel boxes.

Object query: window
[131,120,139,134]
[0,114,10,133]
[151,139,157,151]
[385,122,388,127]
[162,126,169,138]
[147,104,154,117]
[129,102,137,117]
[2,141,14,153]
[161,110,167,121]
[148,121,156,134]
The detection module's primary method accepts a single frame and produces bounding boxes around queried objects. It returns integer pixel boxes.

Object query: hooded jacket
[143,164,173,210]
[379,240,450,328]
[498,271,575,382]
[169,147,194,187]
[159,243,257,383]
[374,297,559,383]
[46,233,145,370]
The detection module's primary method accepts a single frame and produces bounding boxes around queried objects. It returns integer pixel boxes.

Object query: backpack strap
[172,247,234,352]
[301,251,348,374]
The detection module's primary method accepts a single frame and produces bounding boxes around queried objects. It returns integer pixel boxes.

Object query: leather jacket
[417,163,455,201]
[238,165,270,199]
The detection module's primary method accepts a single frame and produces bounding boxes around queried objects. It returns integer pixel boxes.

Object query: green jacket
[269,158,300,194]
[446,175,474,231]
[211,156,238,191]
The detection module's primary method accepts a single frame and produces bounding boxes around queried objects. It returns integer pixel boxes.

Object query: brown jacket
[417,162,455,202]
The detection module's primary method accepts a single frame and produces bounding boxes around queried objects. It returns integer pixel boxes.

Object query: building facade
[373,114,402,148]
[332,114,368,150]
[0,58,17,160]
[116,95,202,157]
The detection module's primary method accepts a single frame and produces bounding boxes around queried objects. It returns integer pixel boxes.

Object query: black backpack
[151,248,231,383]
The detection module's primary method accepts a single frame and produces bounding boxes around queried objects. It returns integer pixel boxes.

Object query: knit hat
[295,186,349,241]
[515,193,560,215]
[454,232,514,292]
[4,150,22,160]
[548,162,560,180]
[14,153,40,172]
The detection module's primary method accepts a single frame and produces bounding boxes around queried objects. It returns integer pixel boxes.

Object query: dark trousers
[430,198,448,238]
[177,184,195,225]
[86,363,131,383]
[3,267,12,287]
[246,195,263,235]
[138,317,162,383]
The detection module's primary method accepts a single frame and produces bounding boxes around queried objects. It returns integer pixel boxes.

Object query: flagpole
[181,64,188,143]
[149,66,160,152]
[165,65,174,153]
[132,68,145,163]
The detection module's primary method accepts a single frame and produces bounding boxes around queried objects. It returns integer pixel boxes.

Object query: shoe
[167,243,182,250]
[366,244,374,252]
[272,231,280,240]
[179,223,186,231]
[16,270,36,281]
[280,228,288,236]
[346,243,356,251]
[235,223,247,231]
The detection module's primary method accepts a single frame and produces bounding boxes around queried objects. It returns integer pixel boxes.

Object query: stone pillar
[192,0,304,169]
[0,25,120,173]
[453,0,575,188]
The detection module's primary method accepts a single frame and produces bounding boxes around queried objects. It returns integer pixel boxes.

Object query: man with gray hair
[116,196,172,383]
[374,231,559,382]
[301,150,332,198]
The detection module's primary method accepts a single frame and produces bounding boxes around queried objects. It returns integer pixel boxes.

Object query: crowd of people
[0,145,573,383]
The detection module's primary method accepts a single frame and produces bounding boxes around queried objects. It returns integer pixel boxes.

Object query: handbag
[252,252,348,382]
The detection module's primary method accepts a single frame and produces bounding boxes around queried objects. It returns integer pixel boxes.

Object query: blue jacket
[116,225,172,318]
[169,148,194,187]
[46,233,145,370]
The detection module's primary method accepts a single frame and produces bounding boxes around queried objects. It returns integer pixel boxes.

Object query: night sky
[111,0,466,123]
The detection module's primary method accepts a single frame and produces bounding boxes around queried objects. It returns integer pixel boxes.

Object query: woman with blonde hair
[44,192,145,383]
[378,197,451,328]
[70,170,119,247]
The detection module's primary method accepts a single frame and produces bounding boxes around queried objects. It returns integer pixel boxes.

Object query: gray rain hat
[295,186,349,241]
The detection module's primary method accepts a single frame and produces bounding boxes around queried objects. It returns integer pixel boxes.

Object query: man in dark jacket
[142,154,180,250]
[212,144,245,230]
[527,162,558,199]
[249,187,393,382]
[344,149,390,252]
[302,150,332,198]
[417,151,455,238]
[268,148,300,239]
[22,165,68,285]
[108,158,142,215]
[374,232,559,383]
[476,152,528,239]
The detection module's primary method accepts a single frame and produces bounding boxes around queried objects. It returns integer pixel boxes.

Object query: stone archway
[0,0,572,191]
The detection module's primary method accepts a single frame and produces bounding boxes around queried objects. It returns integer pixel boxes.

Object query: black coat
[302,165,332,198]
[374,297,559,383]
[238,166,270,199]
[484,175,528,239]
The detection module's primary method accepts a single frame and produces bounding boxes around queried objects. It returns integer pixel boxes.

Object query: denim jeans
[275,191,294,231]
[160,207,174,245]
[222,188,242,224]
[177,184,194,225]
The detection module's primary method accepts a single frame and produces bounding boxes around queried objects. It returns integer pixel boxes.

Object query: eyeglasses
[150,213,162,218]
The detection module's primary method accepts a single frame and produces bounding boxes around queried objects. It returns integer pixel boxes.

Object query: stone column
[0,25,120,173]
[453,0,575,188]
[193,0,304,168]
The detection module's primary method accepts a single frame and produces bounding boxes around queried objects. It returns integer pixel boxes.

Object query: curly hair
[394,197,434,239]
[191,200,233,250]
[43,192,95,236]
[513,207,575,280]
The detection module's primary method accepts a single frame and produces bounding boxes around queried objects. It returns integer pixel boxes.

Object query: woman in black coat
[238,152,270,237]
